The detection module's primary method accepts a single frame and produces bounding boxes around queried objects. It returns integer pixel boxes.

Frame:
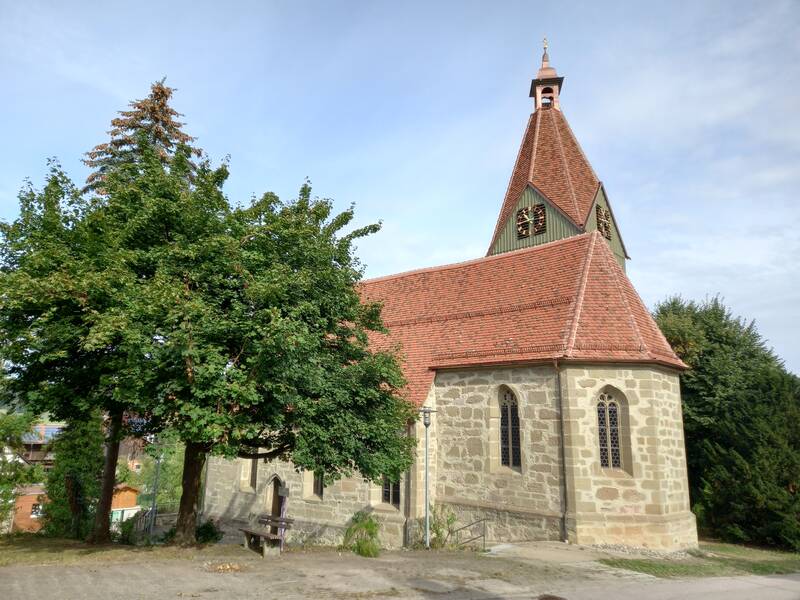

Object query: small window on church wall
[313,472,324,499]
[249,457,258,489]
[382,476,400,508]
[516,207,531,238]
[596,205,612,240]
[597,393,622,469]
[500,389,521,468]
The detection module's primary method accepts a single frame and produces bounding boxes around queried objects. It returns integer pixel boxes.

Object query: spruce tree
[83,79,201,192]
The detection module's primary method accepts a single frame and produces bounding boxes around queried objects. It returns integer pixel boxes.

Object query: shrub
[195,519,223,544]
[342,511,380,558]
[160,519,222,545]
[117,517,137,545]
[414,504,458,549]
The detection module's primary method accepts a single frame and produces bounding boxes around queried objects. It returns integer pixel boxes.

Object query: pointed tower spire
[530,37,564,110]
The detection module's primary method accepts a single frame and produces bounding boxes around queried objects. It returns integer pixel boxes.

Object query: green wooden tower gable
[584,186,628,268]
[488,185,580,256]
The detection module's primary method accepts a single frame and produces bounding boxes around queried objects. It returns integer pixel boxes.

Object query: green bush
[117,517,137,545]
[342,511,380,558]
[195,519,223,544]
[160,519,222,545]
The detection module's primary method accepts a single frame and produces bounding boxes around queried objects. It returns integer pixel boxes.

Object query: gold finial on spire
[541,36,550,66]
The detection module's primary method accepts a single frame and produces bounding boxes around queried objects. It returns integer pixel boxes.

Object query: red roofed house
[201,45,698,551]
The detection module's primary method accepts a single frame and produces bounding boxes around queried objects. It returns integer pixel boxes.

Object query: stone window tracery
[500,388,521,468]
[597,392,622,469]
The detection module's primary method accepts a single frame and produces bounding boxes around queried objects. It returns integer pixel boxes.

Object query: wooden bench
[240,527,282,558]
[240,516,294,557]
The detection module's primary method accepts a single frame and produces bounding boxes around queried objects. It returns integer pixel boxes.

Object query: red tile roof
[489,108,600,252]
[361,232,685,405]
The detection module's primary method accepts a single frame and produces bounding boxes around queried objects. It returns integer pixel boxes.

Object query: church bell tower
[530,38,564,110]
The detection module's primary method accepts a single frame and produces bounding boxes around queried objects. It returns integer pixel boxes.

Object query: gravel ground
[1,543,799,600]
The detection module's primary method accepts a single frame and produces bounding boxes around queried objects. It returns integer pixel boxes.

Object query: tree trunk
[173,441,208,545]
[88,411,123,544]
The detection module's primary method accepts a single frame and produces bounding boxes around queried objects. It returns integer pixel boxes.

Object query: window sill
[600,468,633,479]
[372,502,401,513]
[238,485,257,494]
[490,464,523,476]
[302,494,323,503]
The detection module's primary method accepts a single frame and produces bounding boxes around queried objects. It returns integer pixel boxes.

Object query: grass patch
[599,541,800,579]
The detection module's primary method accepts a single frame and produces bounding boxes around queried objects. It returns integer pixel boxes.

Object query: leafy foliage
[118,431,184,509]
[1,80,415,544]
[0,411,43,528]
[42,416,105,538]
[342,511,381,557]
[654,296,800,550]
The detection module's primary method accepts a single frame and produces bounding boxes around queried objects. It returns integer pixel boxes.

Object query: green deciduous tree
[102,144,416,544]
[42,415,105,538]
[654,296,800,549]
[0,163,135,543]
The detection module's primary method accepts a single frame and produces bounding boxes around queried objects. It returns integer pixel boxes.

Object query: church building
[201,45,699,551]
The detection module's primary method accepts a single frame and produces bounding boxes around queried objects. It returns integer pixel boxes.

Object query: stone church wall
[560,364,697,550]
[430,366,565,542]
[202,363,697,551]
[202,457,407,548]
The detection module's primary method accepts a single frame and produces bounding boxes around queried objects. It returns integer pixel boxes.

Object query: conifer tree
[83,79,201,191]
[655,296,800,549]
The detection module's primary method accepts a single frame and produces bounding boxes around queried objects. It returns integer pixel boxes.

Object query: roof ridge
[362,232,592,284]
[527,109,542,182]
[557,110,600,182]
[604,239,647,354]
[563,231,597,356]
[488,112,537,248]
[549,109,581,222]
[603,243,684,364]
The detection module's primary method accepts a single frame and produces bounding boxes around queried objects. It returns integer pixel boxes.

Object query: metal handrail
[453,518,487,551]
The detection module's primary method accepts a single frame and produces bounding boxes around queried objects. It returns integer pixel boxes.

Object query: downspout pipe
[554,359,569,543]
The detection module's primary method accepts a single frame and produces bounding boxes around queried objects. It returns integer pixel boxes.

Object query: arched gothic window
[500,388,521,468]
[597,392,622,468]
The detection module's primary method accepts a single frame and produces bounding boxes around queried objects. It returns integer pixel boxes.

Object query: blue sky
[2,1,799,373]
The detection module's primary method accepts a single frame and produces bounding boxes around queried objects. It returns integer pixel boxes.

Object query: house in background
[11,484,45,533]
[110,484,141,527]
[20,421,63,471]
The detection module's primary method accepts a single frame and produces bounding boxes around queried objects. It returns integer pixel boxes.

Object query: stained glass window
[597,393,622,469]
[500,389,521,468]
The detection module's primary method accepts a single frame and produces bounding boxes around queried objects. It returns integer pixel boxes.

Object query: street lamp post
[419,406,436,549]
